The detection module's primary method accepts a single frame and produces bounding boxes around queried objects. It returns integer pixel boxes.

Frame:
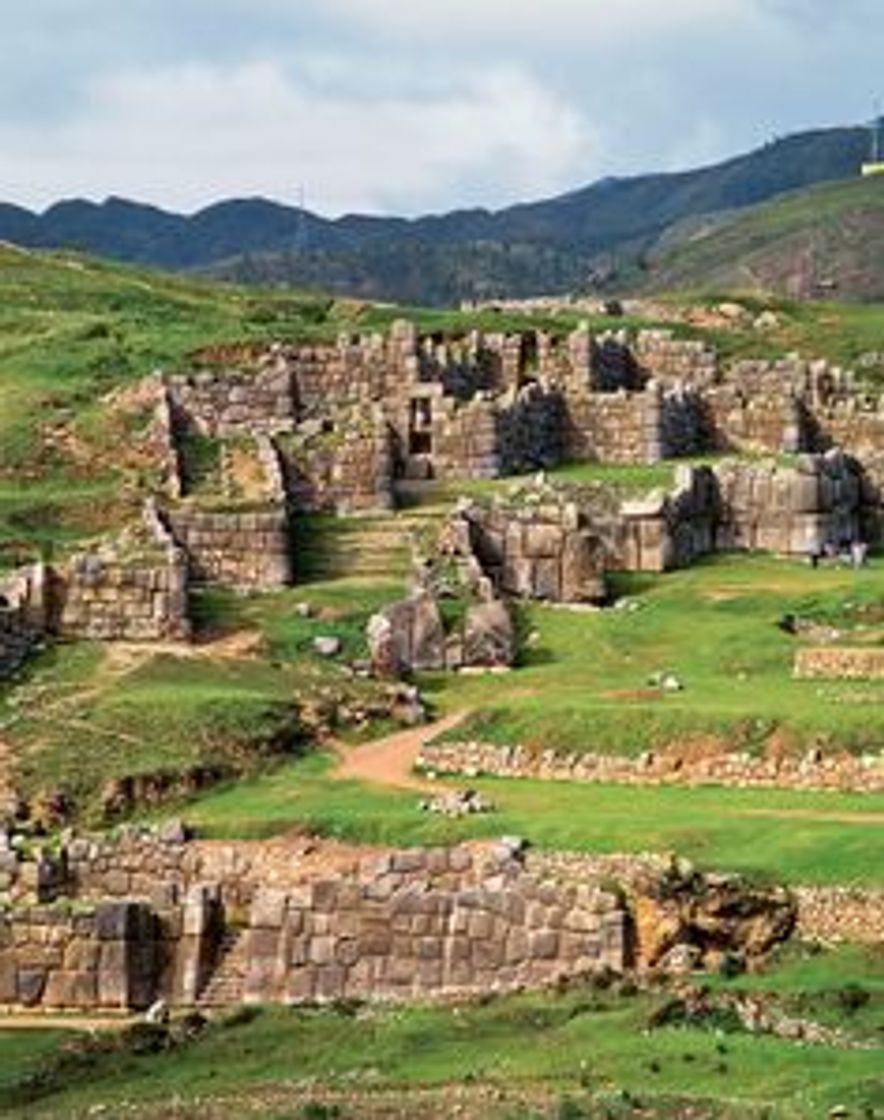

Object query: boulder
[462,600,514,669]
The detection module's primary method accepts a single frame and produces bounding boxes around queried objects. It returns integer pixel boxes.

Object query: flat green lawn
[2,965,881,1119]
[421,552,884,756]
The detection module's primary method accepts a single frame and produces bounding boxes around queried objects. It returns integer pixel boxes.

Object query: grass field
[423,551,884,757]
[178,751,884,886]
[1,944,881,1118]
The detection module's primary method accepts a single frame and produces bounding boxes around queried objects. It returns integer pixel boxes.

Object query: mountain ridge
[0,125,872,304]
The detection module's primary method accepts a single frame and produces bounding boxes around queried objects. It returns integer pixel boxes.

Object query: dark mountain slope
[639,174,884,301]
[0,126,871,303]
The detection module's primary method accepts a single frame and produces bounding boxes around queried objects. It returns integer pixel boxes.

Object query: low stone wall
[166,507,292,589]
[794,647,884,681]
[795,886,884,944]
[417,740,884,793]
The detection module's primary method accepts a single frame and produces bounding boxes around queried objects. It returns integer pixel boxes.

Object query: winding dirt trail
[333,711,469,792]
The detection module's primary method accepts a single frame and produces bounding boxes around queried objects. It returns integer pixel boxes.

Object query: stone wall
[54,503,190,642]
[165,507,292,589]
[1,824,837,1012]
[166,365,296,437]
[614,452,868,573]
[794,646,884,681]
[795,886,884,944]
[416,740,884,794]
[276,406,395,513]
[440,497,608,603]
[241,841,628,1004]
[0,564,46,679]
[0,901,164,1010]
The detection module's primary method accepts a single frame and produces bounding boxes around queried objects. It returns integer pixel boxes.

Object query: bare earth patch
[333,712,469,792]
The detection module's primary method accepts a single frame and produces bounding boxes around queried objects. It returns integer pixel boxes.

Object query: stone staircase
[295,501,449,583]
[196,928,250,1008]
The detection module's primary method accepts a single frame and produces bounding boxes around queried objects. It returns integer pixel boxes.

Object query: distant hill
[0,126,873,305]
[634,175,884,301]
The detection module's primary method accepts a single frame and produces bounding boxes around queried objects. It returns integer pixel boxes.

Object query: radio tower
[862,103,884,176]
[295,184,308,254]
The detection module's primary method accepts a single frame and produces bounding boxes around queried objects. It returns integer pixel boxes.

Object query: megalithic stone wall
[0,901,162,1010]
[241,842,630,1005]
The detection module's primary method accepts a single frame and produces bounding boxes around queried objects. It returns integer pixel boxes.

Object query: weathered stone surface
[462,601,514,668]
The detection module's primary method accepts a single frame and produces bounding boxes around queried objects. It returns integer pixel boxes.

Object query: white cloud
[1,60,602,215]
[312,0,766,47]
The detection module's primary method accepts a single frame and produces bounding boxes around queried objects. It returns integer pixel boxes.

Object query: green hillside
[641,174,884,300]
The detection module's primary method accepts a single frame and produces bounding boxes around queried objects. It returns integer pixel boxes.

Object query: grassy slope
[642,175,884,302]
[1,945,881,1118]
[426,552,884,757]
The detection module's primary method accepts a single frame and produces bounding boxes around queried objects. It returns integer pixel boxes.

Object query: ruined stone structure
[437,495,609,604]
[53,502,190,641]
[0,825,800,1012]
[82,320,882,613]
[0,564,47,678]
[616,451,868,572]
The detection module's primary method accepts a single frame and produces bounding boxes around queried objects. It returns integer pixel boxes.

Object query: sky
[2,0,881,217]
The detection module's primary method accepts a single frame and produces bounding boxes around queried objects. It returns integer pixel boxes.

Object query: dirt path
[333,712,469,792]
[0,1014,135,1032]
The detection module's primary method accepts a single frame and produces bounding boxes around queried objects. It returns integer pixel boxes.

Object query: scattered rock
[313,636,342,658]
[418,789,493,817]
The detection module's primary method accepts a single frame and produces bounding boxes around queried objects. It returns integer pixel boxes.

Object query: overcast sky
[3,0,881,216]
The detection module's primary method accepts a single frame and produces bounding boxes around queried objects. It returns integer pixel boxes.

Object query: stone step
[195,929,249,1008]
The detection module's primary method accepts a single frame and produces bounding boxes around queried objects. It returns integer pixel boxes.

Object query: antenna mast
[296,184,307,254]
